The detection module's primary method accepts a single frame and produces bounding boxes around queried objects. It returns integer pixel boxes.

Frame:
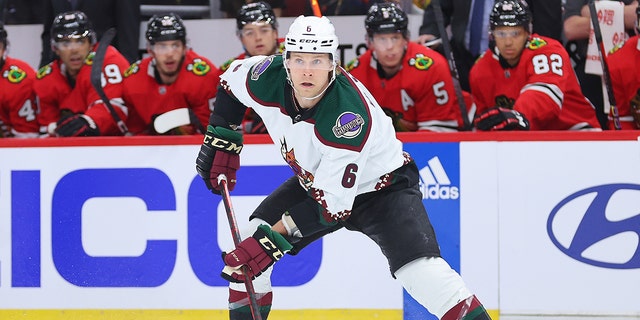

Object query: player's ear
[365,34,373,48]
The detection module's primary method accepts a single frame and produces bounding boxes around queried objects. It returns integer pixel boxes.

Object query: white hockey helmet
[284,15,339,61]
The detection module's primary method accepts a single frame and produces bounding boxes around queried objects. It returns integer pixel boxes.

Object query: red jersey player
[0,22,39,138]
[469,0,600,131]
[219,1,284,134]
[35,11,130,137]
[346,2,466,132]
[607,6,640,130]
[122,13,220,135]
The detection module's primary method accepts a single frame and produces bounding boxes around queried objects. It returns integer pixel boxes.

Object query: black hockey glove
[474,107,530,131]
[55,114,100,137]
[195,124,243,194]
[382,107,418,132]
[221,225,293,283]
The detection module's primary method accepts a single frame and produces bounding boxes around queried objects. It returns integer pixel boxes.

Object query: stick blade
[153,108,193,134]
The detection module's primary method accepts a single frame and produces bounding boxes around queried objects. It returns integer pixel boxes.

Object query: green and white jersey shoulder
[220,54,408,215]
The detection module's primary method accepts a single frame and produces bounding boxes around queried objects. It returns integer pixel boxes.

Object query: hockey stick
[218,174,263,320]
[456,295,474,319]
[310,0,322,17]
[90,27,131,135]
[153,108,205,134]
[432,0,471,130]
[588,0,622,130]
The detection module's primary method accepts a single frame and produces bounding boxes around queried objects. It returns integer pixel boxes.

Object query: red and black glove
[195,123,243,194]
[221,225,293,283]
[55,114,100,137]
[474,106,530,131]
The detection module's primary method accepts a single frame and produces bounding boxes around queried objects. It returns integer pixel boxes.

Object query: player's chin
[380,58,401,68]
[159,67,180,77]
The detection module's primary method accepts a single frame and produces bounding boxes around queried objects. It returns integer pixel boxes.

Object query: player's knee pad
[394,257,473,318]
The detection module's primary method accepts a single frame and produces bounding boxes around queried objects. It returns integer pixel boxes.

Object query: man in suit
[416,0,562,92]
[39,0,140,67]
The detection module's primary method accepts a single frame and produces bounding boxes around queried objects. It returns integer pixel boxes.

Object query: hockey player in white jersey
[195,15,492,320]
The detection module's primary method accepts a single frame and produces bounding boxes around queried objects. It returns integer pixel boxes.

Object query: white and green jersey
[220,54,408,218]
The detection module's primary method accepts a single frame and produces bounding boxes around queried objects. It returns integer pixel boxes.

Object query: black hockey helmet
[50,11,96,43]
[236,1,278,31]
[0,21,7,47]
[146,13,187,44]
[365,2,409,38]
[489,0,532,32]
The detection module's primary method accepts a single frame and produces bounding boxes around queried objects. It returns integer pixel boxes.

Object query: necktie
[469,0,486,56]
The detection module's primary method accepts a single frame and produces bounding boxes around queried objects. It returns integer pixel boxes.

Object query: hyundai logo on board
[547,184,640,269]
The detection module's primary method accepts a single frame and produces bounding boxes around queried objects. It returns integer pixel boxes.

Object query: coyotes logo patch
[332,112,364,139]
[251,56,273,81]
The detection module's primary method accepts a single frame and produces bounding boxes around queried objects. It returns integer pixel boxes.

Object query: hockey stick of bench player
[310,0,322,17]
[90,27,131,135]
[217,174,263,320]
[432,0,471,130]
[588,0,622,130]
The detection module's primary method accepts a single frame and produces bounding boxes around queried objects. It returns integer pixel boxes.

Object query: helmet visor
[285,55,335,70]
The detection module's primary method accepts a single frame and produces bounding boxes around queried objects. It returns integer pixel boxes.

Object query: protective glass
[151,42,183,54]
[492,30,523,39]
[54,39,87,50]
[285,56,335,70]
[370,33,405,49]
[240,26,274,38]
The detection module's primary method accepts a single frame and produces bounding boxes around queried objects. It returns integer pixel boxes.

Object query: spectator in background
[122,13,220,135]
[346,2,467,132]
[140,0,212,20]
[35,11,130,137]
[40,0,140,67]
[416,0,562,92]
[606,6,640,130]
[527,1,562,41]
[1,0,43,24]
[220,0,285,18]
[563,0,638,129]
[0,22,39,138]
[469,0,601,131]
[219,1,283,134]
[303,0,388,16]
